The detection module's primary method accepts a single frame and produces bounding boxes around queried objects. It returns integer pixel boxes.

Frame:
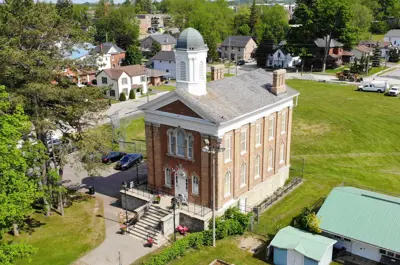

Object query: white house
[268,226,336,265]
[266,49,300,68]
[351,45,374,60]
[384,29,400,47]
[96,65,148,100]
[318,187,400,264]
[147,51,176,79]
[80,43,126,70]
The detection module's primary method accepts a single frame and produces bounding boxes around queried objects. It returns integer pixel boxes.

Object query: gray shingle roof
[174,69,299,124]
[94,43,125,54]
[221,36,254,48]
[149,34,176,45]
[314,37,343,48]
[385,29,400,37]
[148,51,175,63]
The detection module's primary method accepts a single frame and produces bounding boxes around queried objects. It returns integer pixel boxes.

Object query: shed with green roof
[268,226,336,265]
[317,186,400,264]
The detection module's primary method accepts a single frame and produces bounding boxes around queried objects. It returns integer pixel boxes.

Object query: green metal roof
[318,187,400,252]
[270,226,336,261]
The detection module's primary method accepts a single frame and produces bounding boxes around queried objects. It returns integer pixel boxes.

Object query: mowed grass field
[3,198,105,265]
[134,79,400,264]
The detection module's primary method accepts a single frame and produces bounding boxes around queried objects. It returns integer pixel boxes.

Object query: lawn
[323,66,346,75]
[371,34,384,41]
[365,66,387,76]
[2,198,105,265]
[151,85,175,92]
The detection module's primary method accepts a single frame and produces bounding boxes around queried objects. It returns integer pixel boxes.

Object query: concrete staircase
[128,205,171,245]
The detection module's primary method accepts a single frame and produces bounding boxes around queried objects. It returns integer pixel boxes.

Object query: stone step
[138,216,160,226]
[147,208,170,217]
[128,232,160,245]
[150,205,171,215]
[134,222,160,232]
[129,225,157,238]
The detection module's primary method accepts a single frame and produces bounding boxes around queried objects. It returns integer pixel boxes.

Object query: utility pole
[235,50,238,76]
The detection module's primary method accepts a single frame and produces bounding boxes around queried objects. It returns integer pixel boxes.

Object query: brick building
[140,28,299,212]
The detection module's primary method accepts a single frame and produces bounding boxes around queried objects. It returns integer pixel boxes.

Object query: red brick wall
[110,53,126,68]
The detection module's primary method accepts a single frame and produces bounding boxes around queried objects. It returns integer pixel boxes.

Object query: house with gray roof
[137,28,300,220]
[140,34,176,52]
[220,36,258,61]
[384,29,400,47]
[78,42,126,70]
[318,187,400,265]
[147,51,176,79]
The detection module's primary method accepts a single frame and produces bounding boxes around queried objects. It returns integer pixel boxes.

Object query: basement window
[343,238,351,242]
[380,249,386,255]
[395,254,400,259]
[387,252,395,257]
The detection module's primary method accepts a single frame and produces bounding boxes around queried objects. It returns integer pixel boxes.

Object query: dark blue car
[102,151,126,164]
[114,154,143,170]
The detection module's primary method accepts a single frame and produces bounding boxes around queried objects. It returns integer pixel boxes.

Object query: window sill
[224,193,231,198]
[281,131,286,135]
[268,168,273,172]
[240,151,247,156]
[192,193,199,197]
[224,159,232,164]
[254,175,260,179]
[240,184,246,189]
[164,185,172,189]
[167,153,194,162]
[255,144,262,148]
[268,137,274,141]
[279,160,285,164]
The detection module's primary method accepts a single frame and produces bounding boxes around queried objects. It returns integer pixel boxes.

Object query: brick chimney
[210,65,224,81]
[272,69,287,95]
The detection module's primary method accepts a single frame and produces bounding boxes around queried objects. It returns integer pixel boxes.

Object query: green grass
[122,116,146,141]
[2,198,105,265]
[365,66,387,76]
[371,34,384,41]
[151,85,175,92]
[110,99,119,104]
[324,66,346,75]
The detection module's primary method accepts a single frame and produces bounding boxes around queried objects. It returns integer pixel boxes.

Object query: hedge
[119,92,127,101]
[129,89,136,99]
[142,207,250,265]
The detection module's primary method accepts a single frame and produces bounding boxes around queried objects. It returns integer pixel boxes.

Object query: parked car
[237,60,245,66]
[358,81,389,93]
[388,86,399,96]
[114,154,143,170]
[102,151,127,163]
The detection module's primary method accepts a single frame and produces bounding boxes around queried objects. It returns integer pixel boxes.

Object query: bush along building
[121,28,299,244]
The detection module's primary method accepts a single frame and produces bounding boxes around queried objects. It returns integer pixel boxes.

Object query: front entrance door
[175,169,188,199]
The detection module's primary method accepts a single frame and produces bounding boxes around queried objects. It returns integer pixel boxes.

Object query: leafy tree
[72,4,91,28]
[259,5,289,44]
[237,24,251,36]
[124,45,143,65]
[389,48,400,62]
[56,0,73,18]
[233,6,250,33]
[149,42,161,58]
[289,0,357,72]
[0,243,37,265]
[292,206,322,234]
[0,86,41,236]
[129,89,136,99]
[349,3,373,41]
[135,0,153,13]
[119,92,127,101]
[94,4,140,50]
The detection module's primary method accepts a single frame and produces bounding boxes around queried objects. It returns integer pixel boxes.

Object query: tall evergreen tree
[371,43,381,67]
[56,0,73,18]
[249,0,260,35]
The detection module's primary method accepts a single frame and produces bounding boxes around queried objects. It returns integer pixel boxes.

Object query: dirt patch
[238,235,264,254]
[293,119,331,137]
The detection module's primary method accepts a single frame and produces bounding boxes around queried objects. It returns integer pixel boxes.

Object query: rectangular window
[169,133,176,154]
[255,156,260,178]
[165,168,171,187]
[256,124,262,146]
[225,47,227,51]
[268,148,274,170]
[224,172,231,196]
[187,136,193,159]
[122,77,127,85]
[280,143,285,163]
[240,163,247,187]
[395,254,400,259]
[387,252,395,257]
[379,249,387,254]
[240,130,247,153]
[224,135,231,161]
[281,112,287,134]
[110,90,116,97]
[102,77,108,84]
[177,132,185,156]
[269,117,275,139]
[192,176,199,195]
[141,76,146,82]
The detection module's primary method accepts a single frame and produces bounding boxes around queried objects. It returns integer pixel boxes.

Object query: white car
[388,86,399,96]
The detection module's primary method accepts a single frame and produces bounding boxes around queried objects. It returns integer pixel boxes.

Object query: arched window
[180,61,186,81]
[187,134,193,159]
[280,143,286,163]
[268,148,274,170]
[199,61,204,80]
[192,175,199,195]
[240,163,247,187]
[165,168,171,187]
[177,130,185,156]
[255,155,260,178]
[224,172,231,196]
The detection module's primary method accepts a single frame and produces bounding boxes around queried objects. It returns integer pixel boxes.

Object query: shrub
[119,92,126,101]
[129,89,136,99]
[292,206,322,234]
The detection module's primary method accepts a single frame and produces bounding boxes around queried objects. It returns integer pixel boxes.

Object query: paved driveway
[65,161,157,265]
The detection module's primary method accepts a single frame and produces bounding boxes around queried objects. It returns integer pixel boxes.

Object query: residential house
[351,45,374,60]
[140,34,176,52]
[318,187,400,264]
[302,37,344,69]
[268,226,336,265]
[266,48,300,68]
[77,70,97,85]
[384,29,400,47]
[145,68,169,86]
[147,51,176,79]
[80,43,126,70]
[136,14,171,35]
[139,28,300,214]
[359,40,392,58]
[96,65,148,100]
[220,36,258,61]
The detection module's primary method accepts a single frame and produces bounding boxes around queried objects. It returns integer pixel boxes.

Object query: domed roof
[176,28,207,50]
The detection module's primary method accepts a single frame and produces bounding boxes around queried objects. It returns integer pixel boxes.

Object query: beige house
[220,36,258,61]
[140,34,176,52]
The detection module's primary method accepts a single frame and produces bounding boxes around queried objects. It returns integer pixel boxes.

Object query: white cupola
[174,28,208,96]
